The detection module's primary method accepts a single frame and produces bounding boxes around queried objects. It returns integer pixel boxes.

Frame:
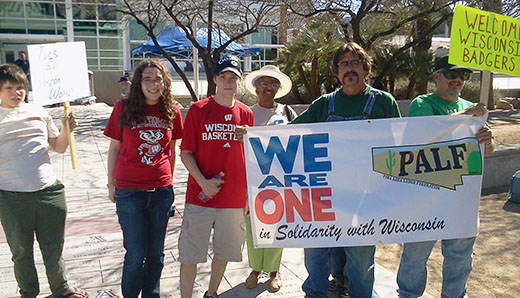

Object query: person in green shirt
[291,51,400,124]
[292,42,401,298]
[397,55,495,298]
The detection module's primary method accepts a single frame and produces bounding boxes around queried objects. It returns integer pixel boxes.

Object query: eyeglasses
[337,59,362,68]
[142,78,164,85]
[258,81,280,89]
[440,70,471,81]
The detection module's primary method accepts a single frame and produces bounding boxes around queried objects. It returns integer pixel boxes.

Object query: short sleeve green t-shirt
[408,93,474,117]
[291,85,401,124]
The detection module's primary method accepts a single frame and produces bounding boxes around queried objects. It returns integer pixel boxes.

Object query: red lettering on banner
[285,189,311,222]
[255,187,335,224]
[312,188,335,221]
[255,190,284,224]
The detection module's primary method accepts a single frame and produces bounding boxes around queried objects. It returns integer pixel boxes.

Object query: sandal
[268,271,282,292]
[57,287,89,298]
[245,270,261,289]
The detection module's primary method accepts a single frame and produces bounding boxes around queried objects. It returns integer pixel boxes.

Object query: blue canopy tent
[131,25,260,58]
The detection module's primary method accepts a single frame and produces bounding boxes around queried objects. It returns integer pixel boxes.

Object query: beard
[342,71,359,84]
[446,88,462,100]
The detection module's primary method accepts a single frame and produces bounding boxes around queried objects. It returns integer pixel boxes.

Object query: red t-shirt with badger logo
[104,100,183,189]
[181,95,254,208]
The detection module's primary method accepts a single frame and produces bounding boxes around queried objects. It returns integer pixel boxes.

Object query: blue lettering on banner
[250,135,300,174]
[249,133,332,175]
[303,134,332,172]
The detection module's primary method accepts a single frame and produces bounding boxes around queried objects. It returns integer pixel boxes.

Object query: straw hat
[244,65,292,99]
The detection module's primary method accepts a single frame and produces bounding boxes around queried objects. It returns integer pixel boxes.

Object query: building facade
[0,0,128,70]
[0,0,280,72]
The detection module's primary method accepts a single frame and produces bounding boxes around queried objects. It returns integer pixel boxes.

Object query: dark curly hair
[119,59,176,129]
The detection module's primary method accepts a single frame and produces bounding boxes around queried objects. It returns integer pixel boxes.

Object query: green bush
[393,75,503,103]
[236,84,257,106]
[460,79,503,104]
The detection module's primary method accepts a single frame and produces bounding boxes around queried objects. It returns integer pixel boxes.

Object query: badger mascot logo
[137,130,164,165]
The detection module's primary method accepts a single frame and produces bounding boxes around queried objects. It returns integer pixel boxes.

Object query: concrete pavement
[0,103,432,298]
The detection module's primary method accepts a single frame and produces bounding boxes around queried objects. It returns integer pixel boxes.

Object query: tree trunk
[405,77,416,99]
[279,4,288,44]
[149,35,198,101]
[324,72,335,93]
[310,57,320,99]
[296,63,312,97]
[292,86,304,103]
[389,77,395,95]
[413,16,433,95]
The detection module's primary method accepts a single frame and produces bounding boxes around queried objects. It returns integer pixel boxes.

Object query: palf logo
[224,114,232,121]
[372,138,482,190]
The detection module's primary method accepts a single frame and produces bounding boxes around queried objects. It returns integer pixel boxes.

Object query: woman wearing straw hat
[243,65,295,291]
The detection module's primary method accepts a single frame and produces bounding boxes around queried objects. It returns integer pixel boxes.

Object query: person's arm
[454,102,487,116]
[455,103,495,156]
[169,139,177,175]
[235,125,248,142]
[107,138,120,203]
[476,126,495,157]
[48,111,77,153]
[180,150,223,198]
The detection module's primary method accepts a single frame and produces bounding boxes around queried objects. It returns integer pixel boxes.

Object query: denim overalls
[325,89,378,122]
[303,88,381,298]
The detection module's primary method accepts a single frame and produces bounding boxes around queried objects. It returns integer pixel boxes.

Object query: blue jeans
[397,237,475,298]
[115,185,174,298]
[330,247,347,284]
[303,246,379,298]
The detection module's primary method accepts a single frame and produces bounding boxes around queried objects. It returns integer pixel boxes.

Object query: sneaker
[202,291,219,298]
[245,270,261,289]
[328,278,338,291]
[338,286,350,297]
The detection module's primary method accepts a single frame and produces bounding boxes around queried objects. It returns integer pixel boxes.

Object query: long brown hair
[119,59,176,129]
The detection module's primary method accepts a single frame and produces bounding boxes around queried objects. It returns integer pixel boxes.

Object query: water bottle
[198,172,225,202]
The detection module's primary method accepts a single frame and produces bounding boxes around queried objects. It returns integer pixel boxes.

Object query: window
[0,2,24,18]
[0,18,25,33]
[28,19,57,34]
[25,2,55,19]
[74,21,97,36]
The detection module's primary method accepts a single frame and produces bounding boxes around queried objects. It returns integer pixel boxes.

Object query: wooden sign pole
[63,101,78,169]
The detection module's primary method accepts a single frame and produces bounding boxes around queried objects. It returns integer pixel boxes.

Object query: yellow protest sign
[450,4,520,76]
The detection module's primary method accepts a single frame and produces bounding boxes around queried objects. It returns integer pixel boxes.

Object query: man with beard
[396,55,494,298]
[291,42,400,298]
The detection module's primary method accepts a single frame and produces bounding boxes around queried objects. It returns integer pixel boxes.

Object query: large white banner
[244,115,487,248]
[27,42,90,106]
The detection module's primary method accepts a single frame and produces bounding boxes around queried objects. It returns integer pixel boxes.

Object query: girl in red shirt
[104,60,183,298]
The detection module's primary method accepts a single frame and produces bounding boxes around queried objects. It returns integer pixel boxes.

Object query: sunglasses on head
[440,69,471,81]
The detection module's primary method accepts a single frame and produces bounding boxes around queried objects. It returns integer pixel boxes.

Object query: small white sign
[27,41,90,106]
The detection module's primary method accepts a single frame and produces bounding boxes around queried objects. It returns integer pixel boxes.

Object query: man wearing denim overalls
[291,42,401,298]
